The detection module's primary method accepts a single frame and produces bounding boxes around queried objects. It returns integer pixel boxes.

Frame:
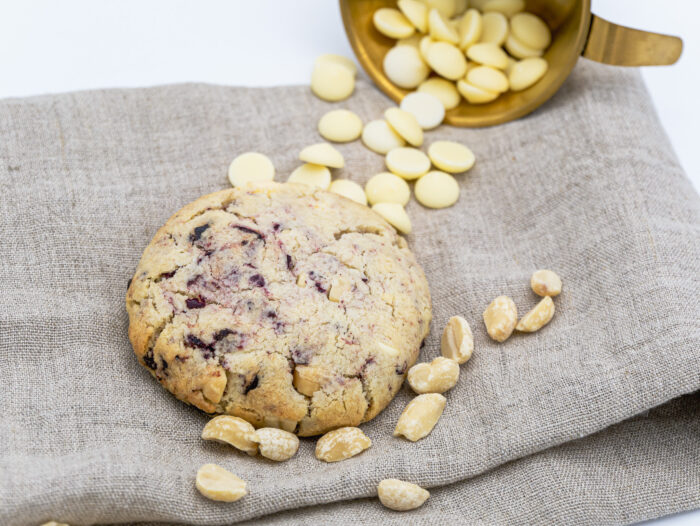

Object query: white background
[0,1,698,524]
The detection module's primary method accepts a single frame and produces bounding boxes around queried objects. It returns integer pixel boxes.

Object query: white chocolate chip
[465,42,509,69]
[457,78,499,104]
[407,356,460,394]
[201,415,259,455]
[315,426,372,462]
[509,57,548,91]
[482,0,525,18]
[419,35,435,60]
[397,34,423,48]
[398,0,429,33]
[377,479,430,511]
[516,296,555,332]
[299,142,344,168]
[483,295,518,342]
[479,11,509,45]
[329,179,368,205]
[426,41,468,80]
[394,393,446,441]
[415,171,460,209]
[510,12,551,50]
[314,54,357,77]
[227,152,275,188]
[423,0,457,18]
[530,269,562,297]
[318,109,363,143]
[384,107,424,147]
[505,33,543,59]
[288,163,332,190]
[385,147,431,180]
[441,315,474,363]
[362,119,406,154]
[374,8,416,39]
[365,172,411,206]
[467,65,509,93]
[400,92,445,130]
[311,61,355,102]
[428,140,476,173]
[417,77,462,110]
[383,45,430,89]
[372,203,412,234]
[254,428,300,462]
[458,9,483,49]
[195,463,247,502]
[428,8,460,44]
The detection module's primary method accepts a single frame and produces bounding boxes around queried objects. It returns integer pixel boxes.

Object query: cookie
[126,183,431,436]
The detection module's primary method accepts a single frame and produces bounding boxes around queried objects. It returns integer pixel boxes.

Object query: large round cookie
[126,183,431,436]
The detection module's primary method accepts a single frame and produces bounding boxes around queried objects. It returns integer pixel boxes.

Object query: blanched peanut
[407,356,459,394]
[441,315,474,363]
[195,463,247,502]
[254,428,300,461]
[516,296,555,332]
[315,426,372,462]
[530,269,562,297]
[293,365,324,396]
[201,415,258,456]
[483,295,517,342]
[378,479,430,511]
[394,393,446,441]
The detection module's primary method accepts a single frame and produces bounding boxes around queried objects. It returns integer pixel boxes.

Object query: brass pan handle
[583,14,683,66]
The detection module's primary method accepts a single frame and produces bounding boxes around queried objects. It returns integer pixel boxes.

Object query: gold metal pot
[340,0,682,127]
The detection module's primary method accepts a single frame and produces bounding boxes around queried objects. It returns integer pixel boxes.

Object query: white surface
[0,1,697,523]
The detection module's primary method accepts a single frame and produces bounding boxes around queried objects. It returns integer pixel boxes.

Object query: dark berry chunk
[249,274,265,287]
[395,361,408,375]
[243,374,259,394]
[213,328,235,341]
[186,297,206,309]
[189,223,210,243]
[143,351,157,370]
[286,255,293,270]
[185,334,208,349]
[233,225,264,240]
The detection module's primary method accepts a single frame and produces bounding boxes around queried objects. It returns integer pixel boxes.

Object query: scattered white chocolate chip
[318,109,363,143]
[201,415,259,456]
[362,119,406,154]
[441,315,474,363]
[407,356,460,394]
[417,77,462,110]
[383,45,430,89]
[365,171,411,206]
[329,179,367,205]
[398,0,429,33]
[254,428,300,462]
[372,202,412,234]
[384,107,424,147]
[378,479,430,511]
[467,65,509,93]
[315,426,372,462]
[288,163,332,190]
[510,12,551,50]
[458,8,483,49]
[457,78,499,104]
[530,269,562,297]
[311,61,355,102]
[428,8,460,44]
[299,142,344,168]
[425,41,468,80]
[400,92,445,130]
[465,42,509,69]
[509,57,548,91]
[315,54,357,77]
[394,393,446,441]
[479,11,509,46]
[227,152,275,188]
[374,7,416,39]
[385,147,431,180]
[195,463,247,502]
[483,295,518,342]
[428,140,476,173]
[415,171,460,208]
[516,296,555,332]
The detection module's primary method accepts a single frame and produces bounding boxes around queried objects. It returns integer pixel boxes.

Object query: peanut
[195,463,247,502]
[483,295,517,342]
[394,393,446,441]
[440,315,473,363]
[328,275,352,302]
[407,356,459,394]
[530,269,562,297]
[254,427,300,461]
[201,415,258,456]
[293,365,324,397]
[315,426,372,462]
[377,479,430,511]
[516,296,555,332]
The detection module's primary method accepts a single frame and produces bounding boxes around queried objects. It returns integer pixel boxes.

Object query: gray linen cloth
[0,60,698,525]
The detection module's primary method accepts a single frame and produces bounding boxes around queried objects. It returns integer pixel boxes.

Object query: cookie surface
[126,183,431,436]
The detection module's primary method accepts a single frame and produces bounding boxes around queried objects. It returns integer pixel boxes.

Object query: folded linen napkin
[0,59,698,525]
